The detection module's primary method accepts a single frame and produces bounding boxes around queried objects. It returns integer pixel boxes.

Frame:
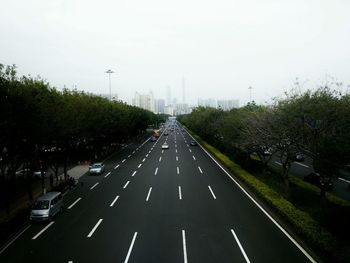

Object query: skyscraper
[166,86,171,106]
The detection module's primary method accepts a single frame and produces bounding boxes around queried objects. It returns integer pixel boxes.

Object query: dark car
[295,153,305,162]
[304,172,333,191]
[150,136,157,142]
[190,140,197,146]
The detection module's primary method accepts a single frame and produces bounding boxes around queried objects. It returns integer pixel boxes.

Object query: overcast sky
[1,0,350,105]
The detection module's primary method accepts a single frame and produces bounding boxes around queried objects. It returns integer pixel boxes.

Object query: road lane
[0,124,316,263]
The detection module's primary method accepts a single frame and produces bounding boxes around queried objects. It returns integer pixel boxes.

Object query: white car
[89,163,105,175]
[162,143,169,149]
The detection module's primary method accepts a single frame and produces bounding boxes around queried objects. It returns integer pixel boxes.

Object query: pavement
[0,123,318,263]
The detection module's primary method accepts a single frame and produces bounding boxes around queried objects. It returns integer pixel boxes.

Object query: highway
[0,123,317,263]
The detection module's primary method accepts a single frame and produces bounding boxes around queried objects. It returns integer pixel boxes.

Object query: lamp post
[105,69,114,101]
[248,86,253,102]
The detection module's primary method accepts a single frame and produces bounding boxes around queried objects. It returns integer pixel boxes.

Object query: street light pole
[105,69,114,101]
[248,86,253,102]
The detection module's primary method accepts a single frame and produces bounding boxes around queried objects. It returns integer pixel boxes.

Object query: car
[304,172,333,191]
[295,153,305,162]
[89,163,105,175]
[30,192,63,222]
[190,140,197,146]
[150,136,157,142]
[162,143,169,149]
[16,169,47,178]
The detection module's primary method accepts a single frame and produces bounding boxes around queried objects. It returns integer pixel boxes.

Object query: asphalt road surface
[0,124,317,263]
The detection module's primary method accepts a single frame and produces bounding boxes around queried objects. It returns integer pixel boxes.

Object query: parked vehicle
[295,154,305,162]
[30,192,63,222]
[304,172,334,191]
[89,163,105,175]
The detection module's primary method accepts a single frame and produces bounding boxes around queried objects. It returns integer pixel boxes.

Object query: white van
[30,192,63,221]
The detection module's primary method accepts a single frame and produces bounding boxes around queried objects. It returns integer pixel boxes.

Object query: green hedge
[187,128,337,255]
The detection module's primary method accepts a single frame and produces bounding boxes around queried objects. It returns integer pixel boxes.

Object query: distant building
[133,91,155,112]
[174,103,189,116]
[198,98,217,108]
[164,105,174,116]
[217,99,239,111]
[154,99,165,114]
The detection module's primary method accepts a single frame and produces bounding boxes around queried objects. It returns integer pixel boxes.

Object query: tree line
[178,85,350,194]
[0,64,157,213]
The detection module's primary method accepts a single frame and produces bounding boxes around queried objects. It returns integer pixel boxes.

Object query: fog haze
[1,0,350,105]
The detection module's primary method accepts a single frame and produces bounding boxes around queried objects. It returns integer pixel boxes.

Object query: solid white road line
[68,197,82,209]
[0,224,31,253]
[192,155,196,161]
[274,161,282,166]
[138,164,142,168]
[90,182,99,190]
[231,229,251,263]
[87,219,103,238]
[185,130,317,263]
[114,164,120,169]
[198,166,203,174]
[132,171,137,177]
[104,172,111,178]
[178,186,182,200]
[146,187,152,201]
[159,156,162,162]
[142,158,146,162]
[182,230,188,263]
[338,177,350,184]
[32,221,54,240]
[123,181,130,189]
[208,186,217,199]
[177,167,180,175]
[110,195,120,207]
[294,162,310,168]
[122,159,126,163]
[124,232,138,263]
[155,167,158,175]
[176,156,179,161]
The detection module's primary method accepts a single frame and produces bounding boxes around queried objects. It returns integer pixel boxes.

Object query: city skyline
[2,1,350,107]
